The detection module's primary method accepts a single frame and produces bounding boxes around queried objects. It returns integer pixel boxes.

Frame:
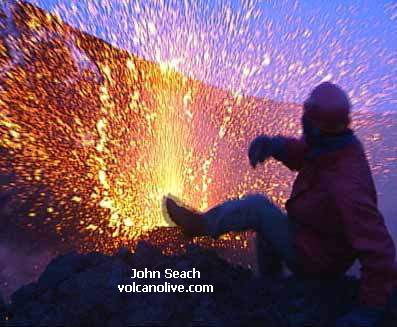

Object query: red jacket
[274,136,397,308]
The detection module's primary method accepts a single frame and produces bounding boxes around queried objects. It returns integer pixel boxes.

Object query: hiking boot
[165,197,208,237]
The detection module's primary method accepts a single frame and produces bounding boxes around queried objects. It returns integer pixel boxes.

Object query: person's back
[272,83,396,308]
[284,131,396,298]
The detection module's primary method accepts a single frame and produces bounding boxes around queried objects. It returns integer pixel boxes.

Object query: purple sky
[26,0,397,112]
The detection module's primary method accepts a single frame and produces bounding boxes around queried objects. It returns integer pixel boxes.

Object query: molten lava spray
[0,1,396,257]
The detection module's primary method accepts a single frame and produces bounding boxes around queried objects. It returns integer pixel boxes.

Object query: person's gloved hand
[335,305,385,327]
[248,135,274,168]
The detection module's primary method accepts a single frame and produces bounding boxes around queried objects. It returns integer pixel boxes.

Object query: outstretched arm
[272,136,309,171]
[248,135,308,171]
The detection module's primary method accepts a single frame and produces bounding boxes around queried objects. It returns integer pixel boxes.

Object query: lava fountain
[0,1,396,257]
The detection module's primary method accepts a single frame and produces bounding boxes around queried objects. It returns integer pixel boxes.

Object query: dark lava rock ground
[1,241,396,326]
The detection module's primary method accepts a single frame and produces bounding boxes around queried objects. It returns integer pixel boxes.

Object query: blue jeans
[202,193,299,274]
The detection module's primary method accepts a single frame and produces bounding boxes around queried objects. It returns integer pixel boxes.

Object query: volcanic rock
[3,244,397,326]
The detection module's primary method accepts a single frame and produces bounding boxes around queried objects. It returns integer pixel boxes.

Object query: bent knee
[243,193,273,208]
[243,193,284,220]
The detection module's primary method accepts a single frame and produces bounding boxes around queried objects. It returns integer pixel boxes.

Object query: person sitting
[165,82,396,326]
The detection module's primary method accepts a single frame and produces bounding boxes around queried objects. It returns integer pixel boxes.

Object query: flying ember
[0,0,396,257]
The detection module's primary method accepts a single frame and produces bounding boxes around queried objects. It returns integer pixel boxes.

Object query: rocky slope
[1,241,396,326]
